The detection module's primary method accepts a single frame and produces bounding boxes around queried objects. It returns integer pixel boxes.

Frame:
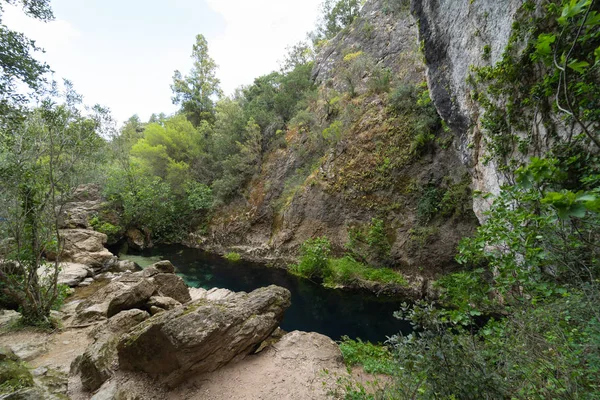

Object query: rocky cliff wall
[194,0,478,278]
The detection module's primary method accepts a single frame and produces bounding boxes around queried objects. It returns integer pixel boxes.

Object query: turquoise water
[120,244,412,342]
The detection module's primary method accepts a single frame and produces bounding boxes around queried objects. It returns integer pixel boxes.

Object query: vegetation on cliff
[0,0,598,398]
[341,1,600,398]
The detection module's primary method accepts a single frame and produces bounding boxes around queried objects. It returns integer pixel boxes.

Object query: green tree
[130,114,205,192]
[313,0,362,43]
[0,83,106,325]
[171,34,222,127]
[0,0,53,120]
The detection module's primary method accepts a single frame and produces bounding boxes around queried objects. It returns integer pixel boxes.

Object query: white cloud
[1,1,324,124]
[205,0,322,95]
[2,4,80,57]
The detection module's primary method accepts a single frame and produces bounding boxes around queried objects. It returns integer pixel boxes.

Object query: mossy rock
[0,359,34,394]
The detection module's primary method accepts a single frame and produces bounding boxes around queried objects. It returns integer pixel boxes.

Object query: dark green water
[120,244,412,342]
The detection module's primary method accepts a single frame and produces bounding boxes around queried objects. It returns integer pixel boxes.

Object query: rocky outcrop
[117,285,291,387]
[194,0,478,277]
[125,228,152,251]
[313,0,422,89]
[411,0,559,221]
[56,263,93,287]
[72,261,190,324]
[58,185,104,230]
[73,309,150,391]
[57,229,116,272]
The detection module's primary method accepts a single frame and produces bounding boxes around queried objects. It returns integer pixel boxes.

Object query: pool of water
[119,244,412,342]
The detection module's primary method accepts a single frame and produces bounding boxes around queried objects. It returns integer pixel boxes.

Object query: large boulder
[117,285,291,387]
[72,264,190,324]
[73,275,156,325]
[109,260,140,273]
[73,309,150,392]
[56,229,116,272]
[152,274,191,304]
[58,263,92,287]
[125,228,151,251]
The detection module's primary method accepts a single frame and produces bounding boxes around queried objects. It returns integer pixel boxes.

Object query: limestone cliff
[193,0,479,278]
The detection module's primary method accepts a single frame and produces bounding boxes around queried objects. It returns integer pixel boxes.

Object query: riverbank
[183,236,438,300]
[0,263,385,399]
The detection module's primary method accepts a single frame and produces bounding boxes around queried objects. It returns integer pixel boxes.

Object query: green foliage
[314,0,362,42]
[171,34,222,126]
[0,359,34,395]
[325,256,407,286]
[417,177,474,224]
[0,83,106,326]
[439,175,473,218]
[339,337,397,375]
[366,154,600,398]
[322,119,343,142]
[388,83,440,156]
[346,218,391,266]
[471,0,600,163]
[416,184,443,223]
[223,252,241,262]
[367,66,392,94]
[290,236,332,279]
[89,215,122,243]
[0,0,52,118]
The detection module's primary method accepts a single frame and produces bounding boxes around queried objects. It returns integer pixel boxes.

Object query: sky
[3,0,323,125]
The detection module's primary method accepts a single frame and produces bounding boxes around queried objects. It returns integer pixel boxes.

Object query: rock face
[126,228,151,251]
[117,285,291,387]
[193,0,478,278]
[74,309,150,391]
[58,184,104,230]
[411,0,558,221]
[57,229,116,272]
[313,0,421,89]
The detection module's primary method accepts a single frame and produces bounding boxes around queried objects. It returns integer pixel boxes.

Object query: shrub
[325,256,407,286]
[223,252,241,262]
[346,218,391,266]
[89,216,122,243]
[339,336,397,375]
[416,184,443,223]
[290,236,331,279]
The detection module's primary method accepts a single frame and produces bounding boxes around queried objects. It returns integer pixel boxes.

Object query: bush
[290,236,331,279]
[89,216,122,243]
[223,252,241,262]
[346,218,391,266]
[339,336,397,375]
[325,256,407,286]
[416,184,443,223]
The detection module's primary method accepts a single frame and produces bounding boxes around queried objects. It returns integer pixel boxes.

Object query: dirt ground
[0,285,385,400]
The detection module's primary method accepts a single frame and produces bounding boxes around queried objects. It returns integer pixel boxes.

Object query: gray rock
[0,346,18,362]
[6,337,47,361]
[57,262,92,287]
[205,288,235,301]
[147,296,181,311]
[140,260,175,277]
[78,277,94,287]
[90,380,118,400]
[125,228,150,251]
[75,310,150,392]
[152,273,191,304]
[117,285,291,387]
[0,310,21,331]
[110,260,139,273]
[73,276,156,324]
[54,229,116,272]
[0,388,45,400]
